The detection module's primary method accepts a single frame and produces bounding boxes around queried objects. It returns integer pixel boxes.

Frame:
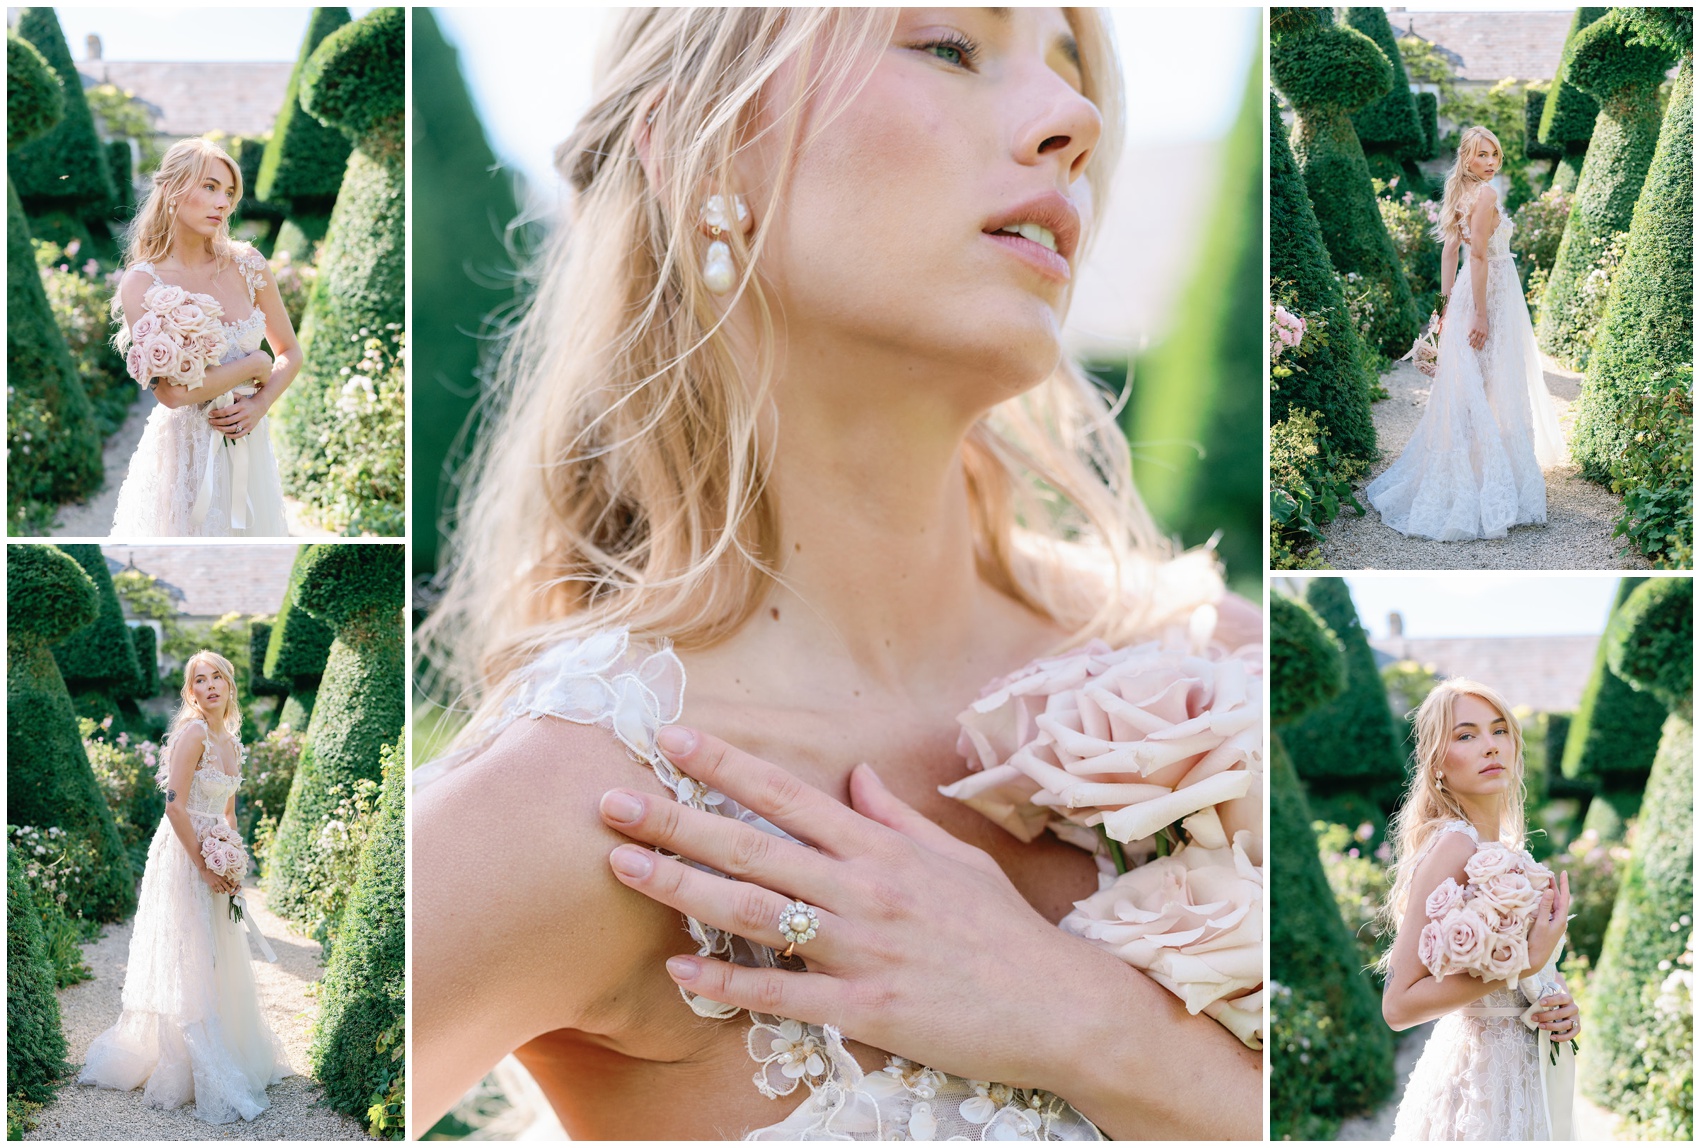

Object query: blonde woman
[78,651,291,1122]
[1381,680,1578,1139]
[415,8,1260,1140]
[109,138,298,536]
[1365,127,1567,541]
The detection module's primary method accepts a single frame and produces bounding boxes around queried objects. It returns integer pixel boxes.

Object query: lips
[983,191,1081,282]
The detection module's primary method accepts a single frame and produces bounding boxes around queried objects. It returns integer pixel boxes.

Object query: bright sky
[38,8,374,64]
[1281,575,1634,639]
[434,7,1260,203]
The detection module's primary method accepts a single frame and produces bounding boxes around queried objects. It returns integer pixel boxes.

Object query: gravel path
[1318,357,1649,570]
[46,400,334,540]
[25,880,365,1141]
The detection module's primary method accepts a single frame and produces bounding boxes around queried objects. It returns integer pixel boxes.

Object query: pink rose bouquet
[1417,842,1553,985]
[199,823,250,922]
[1401,311,1442,378]
[939,621,1265,1048]
[123,282,228,390]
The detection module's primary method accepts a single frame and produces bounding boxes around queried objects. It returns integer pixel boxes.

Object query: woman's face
[1437,693,1513,800]
[189,660,229,719]
[745,8,1101,409]
[177,158,237,241]
[1464,137,1500,182]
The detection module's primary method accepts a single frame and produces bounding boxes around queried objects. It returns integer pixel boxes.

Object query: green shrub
[1606,367,1693,568]
[256,7,353,212]
[1274,13,1422,359]
[1607,576,1694,715]
[318,329,405,537]
[1344,7,1425,162]
[1562,578,1672,788]
[249,619,291,698]
[1583,709,1694,1130]
[274,8,404,529]
[1538,9,1611,149]
[1269,408,1362,570]
[1551,827,1631,971]
[6,843,70,1108]
[1269,589,1345,724]
[1414,90,1438,158]
[1268,90,1379,465]
[264,544,404,928]
[10,9,116,220]
[7,824,99,987]
[311,744,405,1134]
[1315,820,1393,977]
[1377,188,1442,314]
[241,723,305,869]
[7,32,62,149]
[265,547,336,685]
[49,544,143,704]
[35,241,132,431]
[129,623,157,698]
[1572,54,1692,484]
[80,718,165,880]
[1510,188,1573,292]
[1536,11,1674,367]
[1524,86,1562,163]
[7,546,135,921]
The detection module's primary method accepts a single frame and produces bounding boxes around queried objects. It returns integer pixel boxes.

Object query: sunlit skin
[117,157,303,439]
[1438,135,1502,350]
[414,8,1261,1140]
[162,659,244,897]
[1382,694,1580,1041]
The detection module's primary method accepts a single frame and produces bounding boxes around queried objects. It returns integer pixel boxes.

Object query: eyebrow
[983,7,1081,68]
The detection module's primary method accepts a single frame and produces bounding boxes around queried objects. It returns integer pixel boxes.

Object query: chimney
[86,33,102,61]
[1388,611,1405,637]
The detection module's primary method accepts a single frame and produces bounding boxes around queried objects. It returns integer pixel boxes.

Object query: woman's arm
[1465,187,1495,350]
[162,725,238,896]
[207,261,303,439]
[1439,235,1461,306]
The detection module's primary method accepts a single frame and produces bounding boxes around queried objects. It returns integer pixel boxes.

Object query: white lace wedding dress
[78,721,292,1123]
[1365,190,1568,540]
[109,246,290,537]
[1391,820,1574,1141]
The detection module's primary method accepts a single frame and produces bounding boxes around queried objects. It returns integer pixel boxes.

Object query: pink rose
[131,313,158,342]
[169,302,206,330]
[1476,871,1541,919]
[125,345,147,385]
[1482,929,1530,983]
[142,283,187,312]
[1425,877,1465,921]
[1437,905,1492,975]
[1464,841,1521,884]
[143,333,179,374]
[1417,920,1446,977]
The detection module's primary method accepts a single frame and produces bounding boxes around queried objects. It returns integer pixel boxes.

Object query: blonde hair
[1434,125,1501,245]
[423,8,1167,718]
[1379,679,1528,949]
[159,650,242,787]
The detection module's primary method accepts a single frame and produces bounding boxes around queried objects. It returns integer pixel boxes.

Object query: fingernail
[609,845,653,879]
[600,790,643,824]
[665,956,698,981]
[657,726,696,756]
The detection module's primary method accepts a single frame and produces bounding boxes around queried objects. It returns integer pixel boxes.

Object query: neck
[170,229,216,268]
[1451,791,1502,842]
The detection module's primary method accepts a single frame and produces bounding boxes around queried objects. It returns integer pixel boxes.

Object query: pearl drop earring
[701,195,749,295]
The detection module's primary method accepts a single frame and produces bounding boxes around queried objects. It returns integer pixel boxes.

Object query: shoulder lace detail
[234,246,267,303]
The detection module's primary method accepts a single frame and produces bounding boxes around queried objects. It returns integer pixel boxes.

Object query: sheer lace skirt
[110,402,288,538]
[1391,997,1548,1141]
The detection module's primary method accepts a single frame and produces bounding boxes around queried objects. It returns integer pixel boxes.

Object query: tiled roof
[103,544,301,620]
[1369,634,1603,714]
[1386,8,1576,83]
[78,61,293,139]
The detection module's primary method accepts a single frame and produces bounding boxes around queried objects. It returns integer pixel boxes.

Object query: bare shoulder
[1412,828,1476,888]
[118,266,154,303]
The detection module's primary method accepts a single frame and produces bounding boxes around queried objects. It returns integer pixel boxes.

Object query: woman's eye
[916,36,978,69]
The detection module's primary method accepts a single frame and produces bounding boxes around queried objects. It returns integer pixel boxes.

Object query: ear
[629,88,669,198]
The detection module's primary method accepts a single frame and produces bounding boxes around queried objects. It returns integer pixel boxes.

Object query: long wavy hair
[157,649,242,788]
[423,7,1174,723]
[1433,125,1501,245]
[1378,679,1528,956]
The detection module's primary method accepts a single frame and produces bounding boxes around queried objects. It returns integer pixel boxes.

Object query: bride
[1365,126,1567,541]
[1381,680,1579,1140]
[414,7,1261,1140]
[78,650,292,1122]
[109,138,297,537]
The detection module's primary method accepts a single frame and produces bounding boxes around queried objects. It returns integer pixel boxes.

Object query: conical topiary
[1537,7,1611,191]
[1344,7,1426,187]
[256,7,352,237]
[10,9,116,232]
[49,544,144,710]
[8,843,71,1110]
[1561,578,1671,797]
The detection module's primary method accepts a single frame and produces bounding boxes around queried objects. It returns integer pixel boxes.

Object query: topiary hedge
[265,544,404,928]
[1536,10,1674,367]
[256,7,353,214]
[1538,8,1611,150]
[411,7,524,574]
[7,546,135,921]
[1570,48,1691,483]
[7,843,70,1111]
[7,32,62,149]
[1524,87,1562,163]
[1607,576,1694,716]
[1278,578,1408,799]
[49,544,143,703]
[1269,90,1379,465]
[249,619,292,698]
[1344,8,1425,162]
[10,9,116,222]
[1270,589,1345,724]
[1561,577,1671,788]
[273,7,404,523]
[1273,11,1422,359]
[310,742,405,1134]
[265,546,336,686]
[129,623,158,698]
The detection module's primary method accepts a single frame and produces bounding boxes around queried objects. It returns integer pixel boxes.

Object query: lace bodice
[1460,190,1514,262]
[131,246,268,366]
[182,720,244,826]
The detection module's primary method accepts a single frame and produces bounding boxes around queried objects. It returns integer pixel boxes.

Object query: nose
[1011,66,1102,186]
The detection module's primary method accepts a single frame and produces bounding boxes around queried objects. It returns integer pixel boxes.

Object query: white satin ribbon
[231,894,278,963]
[190,386,256,531]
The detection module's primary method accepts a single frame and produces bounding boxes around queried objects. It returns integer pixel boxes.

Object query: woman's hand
[207,387,272,439]
[199,866,238,896]
[245,348,274,384]
[1531,989,1581,1043]
[1468,315,1489,350]
[1526,870,1571,971]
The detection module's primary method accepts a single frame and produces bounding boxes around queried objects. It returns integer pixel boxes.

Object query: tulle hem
[78,1008,292,1125]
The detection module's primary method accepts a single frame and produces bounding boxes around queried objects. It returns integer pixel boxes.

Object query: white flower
[960,1081,1017,1124]
[745,1017,829,1098]
[907,1101,938,1140]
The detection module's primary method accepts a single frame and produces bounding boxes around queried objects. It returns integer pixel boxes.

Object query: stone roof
[1369,633,1603,714]
[104,544,301,620]
[1386,7,1576,84]
[78,61,292,139]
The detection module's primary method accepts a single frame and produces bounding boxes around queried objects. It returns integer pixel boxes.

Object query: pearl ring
[778,899,818,959]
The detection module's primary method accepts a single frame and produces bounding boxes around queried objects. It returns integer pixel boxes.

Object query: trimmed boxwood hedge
[1536,10,1674,367]
[1269,91,1379,465]
[274,7,404,516]
[249,619,291,698]
[1561,577,1671,787]
[1270,590,1344,724]
[310,741,405,1127]
[411,7,524,574]
[1273,11,1422,359]
[10,9,115,220]
[7,32,62,149]
[1538,8,1610,149]
[1525,87,1562,163]
[1344,8,1424,160]
[265,544,405,927]
[1279,578,1408,796]
[49,544,143,702]
[1570,53,1692,482]
[256,7,353,212]
[265,546,335,685]
[129,623,158,698]
[7,545,136,921]
[7,843,70,1109]
[1607,576,1694,715]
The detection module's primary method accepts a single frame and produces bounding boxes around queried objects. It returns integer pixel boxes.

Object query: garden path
[1317,356,1649,570]
[24,880,363,1141]
[48,399,334,539]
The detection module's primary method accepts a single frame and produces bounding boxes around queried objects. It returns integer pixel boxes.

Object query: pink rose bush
[939,624,1265,1048]
[123,281,228,390]
[1417,840,1553,984]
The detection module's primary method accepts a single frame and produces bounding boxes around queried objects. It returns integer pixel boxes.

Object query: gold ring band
[782,942,796,959]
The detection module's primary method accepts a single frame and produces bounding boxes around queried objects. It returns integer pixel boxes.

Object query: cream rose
[1437,905,1492,973]
[1426,877,1466,921]
[1464,841,1521,884]
[143,333,178,375]
[142,282,188,312]
[1475,871,1541,919]
[1417,920,1445,977]
[1482,930,1530,983]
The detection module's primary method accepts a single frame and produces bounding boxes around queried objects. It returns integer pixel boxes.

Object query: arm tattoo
[166,788,177,804]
